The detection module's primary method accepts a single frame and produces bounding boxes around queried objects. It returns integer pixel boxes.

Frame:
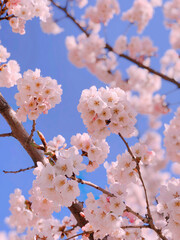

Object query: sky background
[0,0,179,234]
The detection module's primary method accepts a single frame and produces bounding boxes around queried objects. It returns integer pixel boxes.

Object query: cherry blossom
[164,107,180,163]
[15,69,62,121]
[84,0,120,26]
[40,15,64,35]
[6,0,51,34]
[0,44,21,88]
[71,132,110,171]
[1,0,180,239]
[78,86,137,139]
[122,0,154,33]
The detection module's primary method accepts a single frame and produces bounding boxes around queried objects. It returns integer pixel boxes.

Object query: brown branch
[0,93,90,231]
[118,132,153,220]
[65,231,92,240]
[50,1,180,89]
[28,120,36,143]
[121,225,150,229]
[119,133,168,240]
[68,200,88,228]
[118,132,135,160]
[63,224,78,234]
[125,206,148,224]
[0,93,45,166]
[72,175,149,224]
[72,175,115,197]
[0,132,12,137]
[3,166,36,174]
[0,13,14,21]
[50,0,89,36]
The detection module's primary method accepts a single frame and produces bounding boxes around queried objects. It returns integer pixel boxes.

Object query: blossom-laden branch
[118,132,168,240]
[71,174,151,225]
[28,120,36,143]
[50,0,180,89]
[0,93,89,232]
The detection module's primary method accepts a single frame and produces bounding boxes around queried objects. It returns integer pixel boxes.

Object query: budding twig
[37,130,48,152]
[28,120,36,143]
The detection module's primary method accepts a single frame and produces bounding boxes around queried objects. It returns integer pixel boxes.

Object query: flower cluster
[7,187,79,239]
[164,0,180,26]
[15,69,62,121]
[84,192,126,239]
[122,0,154,33]
[163,0,180,49]
[105,149,137,186]
[33,146,85,208]
[77,86,137,139]
[0,44,21,88]
[114,36,157,59]
[161,49,180,82]
[164,107,180,163]
[66,33,105,68]
[157,178,180,240]
[84,0,120,26]
[7,0,50,34]
[40,15,64,35]
[47,134,66,151]
[66,34,120,84]
[6,189,34,233]
[71,133,110,171]
[127,65,161,94]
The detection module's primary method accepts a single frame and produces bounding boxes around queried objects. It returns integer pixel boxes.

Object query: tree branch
[3,165,36,174]
[118,133,168,240]
[0,93,90,232]
[50,0,180,89]
[0,132,12,137]
[0,93,45,166]
[28,120,36,143]
[72,175,115,197]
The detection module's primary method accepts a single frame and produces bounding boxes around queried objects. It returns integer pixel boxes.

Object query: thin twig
[71,175,148,224]
[63,224,78,234]
[0,132,12,137]
[71,175,115,197]
[65,231,92,240]
[3,165,36,174]
[118,133,168,240]
[136,163,153,222]
[28,120,36,142]
[118,133,152,219]
[118,132,135,160]
[121,225,149,229]
[125,206,148,223]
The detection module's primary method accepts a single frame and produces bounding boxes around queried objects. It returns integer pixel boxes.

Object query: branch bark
[0,93,89,232]
[0,93,45,166]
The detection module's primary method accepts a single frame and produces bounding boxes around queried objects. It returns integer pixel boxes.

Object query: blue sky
[0,1,179,233]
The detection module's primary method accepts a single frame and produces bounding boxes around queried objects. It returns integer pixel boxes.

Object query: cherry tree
[0,0,180,239]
